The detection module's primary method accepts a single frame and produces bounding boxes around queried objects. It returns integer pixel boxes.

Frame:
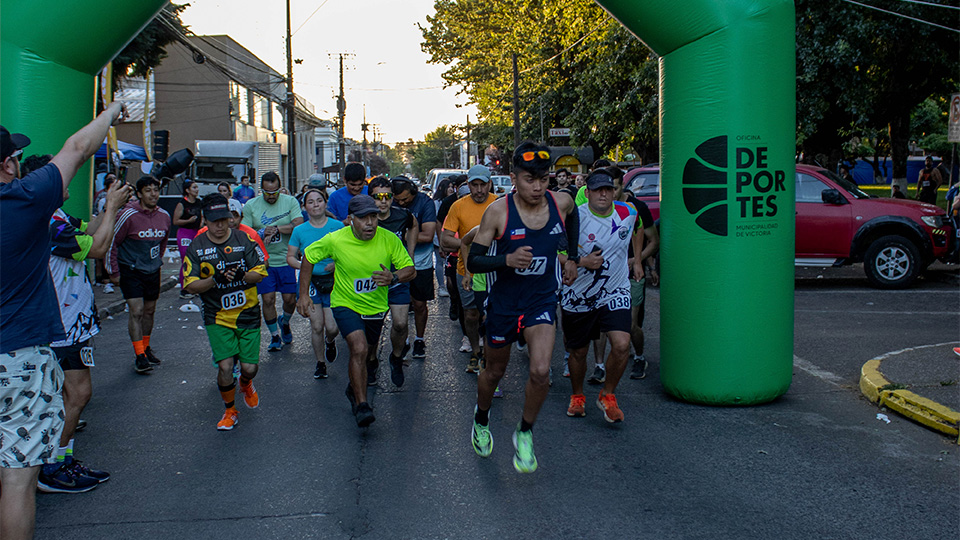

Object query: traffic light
[152,130,169,162]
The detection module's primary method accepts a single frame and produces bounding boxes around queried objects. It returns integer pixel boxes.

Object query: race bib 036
[221,290,247,310]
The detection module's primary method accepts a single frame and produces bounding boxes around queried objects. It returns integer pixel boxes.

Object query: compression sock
[133,340,146,356]
[64,438,75,465]
[239,374,254,388]
[519,418,534,433]
[280,311,293,327]
[142,335,151,348]
[219,382,237,409]
[265,317,279,337]
[474,405,490,426]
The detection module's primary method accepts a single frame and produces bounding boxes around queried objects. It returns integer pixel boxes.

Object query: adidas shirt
[561,201,637,313]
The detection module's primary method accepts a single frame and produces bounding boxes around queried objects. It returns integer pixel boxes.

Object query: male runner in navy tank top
[466,142,580,473]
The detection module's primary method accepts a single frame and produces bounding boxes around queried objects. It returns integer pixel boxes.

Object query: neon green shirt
[304,226,414,315]
[575,185,588,206]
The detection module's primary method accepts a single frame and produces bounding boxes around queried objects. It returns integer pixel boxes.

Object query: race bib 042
[354,277,378,294]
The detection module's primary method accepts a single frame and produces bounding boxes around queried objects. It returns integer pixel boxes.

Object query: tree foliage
[406,125,461,179]
[112,2,188,88]
[422,0,957,177]
[796,0,957,177]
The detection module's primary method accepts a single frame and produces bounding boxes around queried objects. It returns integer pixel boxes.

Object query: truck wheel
[863,235,921,289]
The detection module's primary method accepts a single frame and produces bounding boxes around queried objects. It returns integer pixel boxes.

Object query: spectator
[916,156,940,204]
[891,184,907,199]
[0,101,125,540]
[217,181,232,200]
[233,175,255,205]
[327,162,368,221]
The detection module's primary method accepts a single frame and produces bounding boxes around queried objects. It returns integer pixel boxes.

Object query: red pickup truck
[623,164,954,288]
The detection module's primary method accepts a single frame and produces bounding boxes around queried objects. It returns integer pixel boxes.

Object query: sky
[179,0,476,145]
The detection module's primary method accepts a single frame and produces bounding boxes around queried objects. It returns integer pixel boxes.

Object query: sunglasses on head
[372,192,393,201]
[521,150,550,162]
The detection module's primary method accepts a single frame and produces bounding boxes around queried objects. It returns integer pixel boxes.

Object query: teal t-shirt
[289,218,343,275]
[240,193,301,267]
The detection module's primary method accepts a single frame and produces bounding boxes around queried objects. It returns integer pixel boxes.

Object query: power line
[842,0,960,33]
[291,0,331,37]
[895,0,960,11]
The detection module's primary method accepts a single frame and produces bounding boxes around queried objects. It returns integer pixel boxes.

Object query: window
[796,173,830,203]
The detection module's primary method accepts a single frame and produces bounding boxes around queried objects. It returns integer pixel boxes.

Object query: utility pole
[285,0,297,192]
[337,54,346,179]
[512,53,520,153]
[465,115,471,168]
[361,105,368,171]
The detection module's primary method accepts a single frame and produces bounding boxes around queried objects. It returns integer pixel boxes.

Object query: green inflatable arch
[1,0,795,405]
[0,0,167,219]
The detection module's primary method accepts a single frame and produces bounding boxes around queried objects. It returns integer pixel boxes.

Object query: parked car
[621,164,954,289]
[491,175,512,196]
[426,168,466,195]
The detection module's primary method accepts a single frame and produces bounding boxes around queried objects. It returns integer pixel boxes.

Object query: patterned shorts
[0,346,65,468]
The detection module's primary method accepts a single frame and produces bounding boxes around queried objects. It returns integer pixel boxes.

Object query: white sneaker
[438,287,450,298]
[103,283,115,294]
[459,336,472,353]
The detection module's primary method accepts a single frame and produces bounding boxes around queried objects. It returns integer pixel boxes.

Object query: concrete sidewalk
[860,342,960,443]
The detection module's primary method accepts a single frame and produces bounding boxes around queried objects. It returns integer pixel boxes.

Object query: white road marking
[795,310,949,315]
[793,355,845,387]
[867,341,960,363]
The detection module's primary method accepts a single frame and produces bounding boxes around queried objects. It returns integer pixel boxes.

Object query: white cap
[228,198,243,215]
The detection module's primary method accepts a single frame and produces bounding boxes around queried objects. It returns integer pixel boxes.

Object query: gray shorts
[0,346,65,468]
[456,273,477,309]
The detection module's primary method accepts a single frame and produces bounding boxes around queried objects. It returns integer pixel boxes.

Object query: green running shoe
[472,407,493,457]
[512,425,538,473]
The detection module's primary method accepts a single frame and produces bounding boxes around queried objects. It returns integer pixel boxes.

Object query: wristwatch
[567,255,580,265]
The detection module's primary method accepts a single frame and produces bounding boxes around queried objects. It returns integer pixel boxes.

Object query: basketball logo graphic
[682,136,728,236]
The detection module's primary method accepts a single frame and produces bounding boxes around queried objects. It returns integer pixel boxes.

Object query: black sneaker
[629,355,648,380]
[75,419,87,432]
[367,360,379,386]
[345,384,357,414]
[389,355,405,387]
[587,365,606,385]
[37,464,99,493]
[144,346,161,365]
[448,302,458,321]
[325,339,337,363]
[134,354,152,374]
[355,402,376,427]
[67,460,110,483]
[314,362,328,379]
[412,339,426,359]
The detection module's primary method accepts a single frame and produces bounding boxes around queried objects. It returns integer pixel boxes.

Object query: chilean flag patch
[510,228,526,240]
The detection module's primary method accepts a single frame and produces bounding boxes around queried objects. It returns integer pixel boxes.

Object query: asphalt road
[34,269,959,539]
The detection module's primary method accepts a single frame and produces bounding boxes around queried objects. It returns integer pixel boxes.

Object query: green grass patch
[857,185,950,208]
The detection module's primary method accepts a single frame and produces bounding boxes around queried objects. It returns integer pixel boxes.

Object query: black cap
[202,193,233,221]
[586,170,615,190]
[348,194,379,217]
[0,126,30,161]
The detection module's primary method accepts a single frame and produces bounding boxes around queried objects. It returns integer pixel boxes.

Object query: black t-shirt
[379,207,413,274]
[180,197,203,230]
[437,193,459,229]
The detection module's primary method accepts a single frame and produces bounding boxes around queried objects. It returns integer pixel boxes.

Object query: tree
[112,2,188,88]
[407,125,461,179]
[796,0,958,180]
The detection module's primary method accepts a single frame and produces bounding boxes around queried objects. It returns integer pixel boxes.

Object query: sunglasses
[7,149,23,162]
[521,150,550,162]
[262,187,282,195]
[372,192,393,201]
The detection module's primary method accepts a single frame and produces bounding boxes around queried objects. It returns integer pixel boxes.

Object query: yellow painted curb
[880,390,960,439]
[859,356,960,443]
[859,359,889,404]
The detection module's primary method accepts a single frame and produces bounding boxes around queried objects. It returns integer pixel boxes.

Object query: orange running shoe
[596,391,624,423]
[240,381,259,409]
[217,408,239,431]
[567,394,586,417]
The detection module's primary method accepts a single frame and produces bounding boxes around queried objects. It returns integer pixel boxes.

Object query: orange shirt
[194,224,269,262]
[443,193,496,276]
